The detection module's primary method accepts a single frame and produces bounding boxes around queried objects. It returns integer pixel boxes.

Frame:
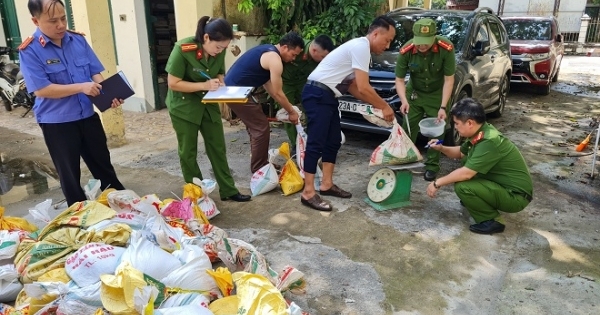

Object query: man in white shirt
[300,15,397,211]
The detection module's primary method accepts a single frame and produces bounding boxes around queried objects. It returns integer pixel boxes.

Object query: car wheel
[445,90,468,145]
[490,75,509,118]
[551,67,559,83]
[536,84,550,95]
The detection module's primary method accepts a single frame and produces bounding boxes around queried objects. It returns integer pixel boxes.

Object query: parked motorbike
[0,47,35,117]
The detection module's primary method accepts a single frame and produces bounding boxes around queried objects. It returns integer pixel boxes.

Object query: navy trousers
[40,113,124,205]
[301,84,342,174]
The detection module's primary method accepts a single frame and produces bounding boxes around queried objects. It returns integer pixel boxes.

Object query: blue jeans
[301,84,341,174]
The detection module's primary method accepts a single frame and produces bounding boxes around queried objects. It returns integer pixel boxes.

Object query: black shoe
[469,220,505,235]
[221,192,251,202]
[424,170,437,181]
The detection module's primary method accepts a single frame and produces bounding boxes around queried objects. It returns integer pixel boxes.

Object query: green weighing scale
[364,162,425,211]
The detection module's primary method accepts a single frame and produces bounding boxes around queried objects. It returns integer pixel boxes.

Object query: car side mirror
[556,34,563,42]
[473,40,490,56]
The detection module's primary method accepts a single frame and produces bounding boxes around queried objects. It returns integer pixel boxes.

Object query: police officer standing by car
[276,35,335,148]
[395,18,456,181]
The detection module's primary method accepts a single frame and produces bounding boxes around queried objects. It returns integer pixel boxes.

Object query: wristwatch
[440,106,447,110]
[433,180,440,189]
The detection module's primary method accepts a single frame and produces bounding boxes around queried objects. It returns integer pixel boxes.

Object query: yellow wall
[15,0,36,40]
[173,0,213,41]
[71,0,126,146]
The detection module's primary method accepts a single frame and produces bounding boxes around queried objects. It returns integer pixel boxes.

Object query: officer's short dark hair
[450,98,486,124]
[313,35,335,52]
[368,15,396,34]
[279,32,304,50]
[195,16,233,43]
[28,0,64,18]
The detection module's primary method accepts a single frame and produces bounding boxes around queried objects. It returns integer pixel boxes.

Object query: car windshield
[389,15,467,52]
[503,20,551,40]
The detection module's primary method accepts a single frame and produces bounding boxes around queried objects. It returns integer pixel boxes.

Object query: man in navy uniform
[19,0,125,206]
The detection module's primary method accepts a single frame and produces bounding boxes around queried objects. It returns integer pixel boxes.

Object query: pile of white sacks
[0,179,307,315]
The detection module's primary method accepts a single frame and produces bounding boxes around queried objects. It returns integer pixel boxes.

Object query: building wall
[480,0,587,32]
[109,0,155,113]
[15,0,36,39]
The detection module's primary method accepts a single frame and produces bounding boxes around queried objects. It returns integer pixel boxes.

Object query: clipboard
[88,71,135,111]
[201,86,254,103]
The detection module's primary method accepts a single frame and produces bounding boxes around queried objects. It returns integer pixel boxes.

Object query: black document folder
[88,71,135,111]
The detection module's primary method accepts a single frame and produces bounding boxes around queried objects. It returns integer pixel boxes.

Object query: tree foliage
[238,0,385,44]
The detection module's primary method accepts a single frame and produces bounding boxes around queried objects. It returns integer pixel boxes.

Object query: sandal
[300,194,332,211]
[319,184,352,199]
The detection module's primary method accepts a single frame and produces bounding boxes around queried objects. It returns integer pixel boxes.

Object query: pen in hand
[425,140,443,149]
[197,70,222,87]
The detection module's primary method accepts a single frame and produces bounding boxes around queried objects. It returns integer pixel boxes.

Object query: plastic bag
[100,262,167,314]
[359,106,394,128]
[181,224,228,263]
[0,230,25,260]
[28,199,53,226]
[160,199,194,221]
[275,106,302,123]
[208,295,239,314]
[160,293,210,309]
[160,254,220,300]
[278,143,304,196]
[182,182,210,224]
[154,305,214,315]
[65,243,126,288]
[206,267,233,297]
[120,231,182,281]
[0,303,16,315]
[370,120,423,166]
[84,179,102,201]
[217,238,278,285]
[142,215,184,252]
[36,200,117,241]
[194,178,220,220]
[15,224,131,284]
[250,163,279,196]
[295,125,324,187]
[0,206,37,232]
[233,272,288,315]
[0,264,22,302]
[276,266,306,294]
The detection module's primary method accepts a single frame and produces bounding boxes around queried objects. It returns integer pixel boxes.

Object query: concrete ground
[1,56,599,314]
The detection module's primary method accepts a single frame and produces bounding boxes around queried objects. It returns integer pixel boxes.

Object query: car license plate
[338,100,372,113]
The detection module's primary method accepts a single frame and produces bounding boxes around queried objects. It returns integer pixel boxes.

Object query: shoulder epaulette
[181,43,198,53]
[437,38,453,51]
[470,131,484,145]
[66,29,86,36]
[400,43,415,54]
[18,36,34,50]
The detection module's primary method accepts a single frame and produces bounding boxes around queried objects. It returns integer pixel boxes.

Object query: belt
[306,80,334,94]
[513,191,532,202]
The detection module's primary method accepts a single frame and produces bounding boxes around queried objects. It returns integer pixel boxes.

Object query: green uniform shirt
[395,35,456,93]
[281,40,319,88]
[165,36,225,125]
[460,123,533,196]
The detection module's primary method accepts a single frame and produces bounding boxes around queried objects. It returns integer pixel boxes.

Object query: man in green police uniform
[395,18,456,182]
[165,17,250,202]
[277,35,335,146]
[426,98,533,235]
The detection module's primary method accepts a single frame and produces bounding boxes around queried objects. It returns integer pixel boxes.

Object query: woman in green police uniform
[165,16,250,202]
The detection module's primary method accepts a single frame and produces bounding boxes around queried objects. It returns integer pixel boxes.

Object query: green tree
[238,0,385,44]
[408,0,448,9]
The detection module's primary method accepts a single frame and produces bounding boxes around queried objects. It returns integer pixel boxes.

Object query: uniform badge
[438,40,453,51]
[18,36,34,51]
[196,49,203,59]
[46,59,61,64]
[180,43,197,52]
[470,131,484,145]
[400,43,414,54]
[420,25,430,34]
[39,35,46,47]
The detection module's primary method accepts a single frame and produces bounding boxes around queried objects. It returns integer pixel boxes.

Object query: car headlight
[526,53,550,60]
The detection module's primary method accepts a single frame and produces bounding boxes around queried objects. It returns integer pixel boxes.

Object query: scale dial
[367,168,397,202]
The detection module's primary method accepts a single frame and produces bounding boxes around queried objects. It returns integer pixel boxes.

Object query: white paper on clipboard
[201,86,254,103]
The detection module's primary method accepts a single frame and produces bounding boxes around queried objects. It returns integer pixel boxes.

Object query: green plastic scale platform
[364,162,425,211]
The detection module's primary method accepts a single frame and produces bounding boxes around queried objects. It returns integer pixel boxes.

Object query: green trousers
[170,114,239,198]
[277,84,305,146]
[455,178,530,223]
[402,88,446,172]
